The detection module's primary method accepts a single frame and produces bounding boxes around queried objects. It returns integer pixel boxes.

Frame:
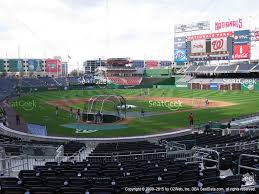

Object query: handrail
[88,151,167,158]
[55,145,64,160]
[0,142,59,149]
[210,140,259,151]
[166,141,187,151]
[193,146,220,170]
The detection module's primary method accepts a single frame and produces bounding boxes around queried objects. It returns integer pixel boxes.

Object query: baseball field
[10,88,259,137]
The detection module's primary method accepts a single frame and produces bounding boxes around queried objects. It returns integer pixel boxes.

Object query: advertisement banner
[174,24,192,33]
[45,59,61,73]
[27,123,47,136]
[174,21,210,33]
[0,59,5,72]
[191,40,206,53]
[233,30,250,44]
[160,61,172,67]
[176,84,188,88]
[27,59,43,72]
[191,21,210,31]
[233,44,250,59]
[174,36,186,49]
[187,31,232,41]
[211,37,228,52]
[210,83,218,90]
[188,54,231,61]
[8,59,23,72]
[174,49,187,62]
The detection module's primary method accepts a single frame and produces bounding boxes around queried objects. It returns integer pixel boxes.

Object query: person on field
[188,113,194,127]
[76,109,81,121]
[69,107,73,118]
[141,108,145,117]
[55,106,58,116]
[205,97,209,107]
[96,110,102,124]
[16,114,20,125]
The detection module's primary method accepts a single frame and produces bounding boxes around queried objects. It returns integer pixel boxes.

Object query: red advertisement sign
[215,18,243,31]
[145,60,158,68]
[233,44,250,59]
[45,59,61,73]
[187,31,232,41]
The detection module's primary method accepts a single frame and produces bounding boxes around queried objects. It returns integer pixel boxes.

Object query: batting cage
[82,95,127,123]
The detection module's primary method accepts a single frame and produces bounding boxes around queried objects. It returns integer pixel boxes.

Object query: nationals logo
[175,52,184,59]
[174,49,187,62]
[212,39,224,50]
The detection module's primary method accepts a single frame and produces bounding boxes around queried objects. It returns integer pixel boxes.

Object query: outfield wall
[190,82,259,91]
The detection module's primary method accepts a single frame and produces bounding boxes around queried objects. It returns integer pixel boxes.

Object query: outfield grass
[11,88,259,137]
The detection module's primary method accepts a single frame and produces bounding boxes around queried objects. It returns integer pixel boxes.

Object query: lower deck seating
[0,157,244,194]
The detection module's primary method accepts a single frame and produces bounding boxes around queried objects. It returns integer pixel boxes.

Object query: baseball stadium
[1,0,259,194]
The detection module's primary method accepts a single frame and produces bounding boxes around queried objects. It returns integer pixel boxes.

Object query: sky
[0,0,259,72]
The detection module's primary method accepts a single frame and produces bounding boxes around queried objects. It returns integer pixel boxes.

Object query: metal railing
[192,146,220,170]
[86,151,168,162]
[54,145,64,160]
[165,141,187,151]
[209,140,259,152]
[0,155,29,176]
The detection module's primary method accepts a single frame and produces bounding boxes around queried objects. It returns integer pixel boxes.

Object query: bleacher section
[17,77,89,88]
[90,141,165,156]
[0,78,18,100]
[185,64,259,74]
[252,65,259,72]
[175,75,193,84]
[162,133,257,150]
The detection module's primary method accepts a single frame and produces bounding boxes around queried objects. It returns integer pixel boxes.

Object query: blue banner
[27,123,47,136]
[174,49,187,62]
[174,36,186,49]
[132,60,144,68]
[233,30,250,44]
[210,83,218,90]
